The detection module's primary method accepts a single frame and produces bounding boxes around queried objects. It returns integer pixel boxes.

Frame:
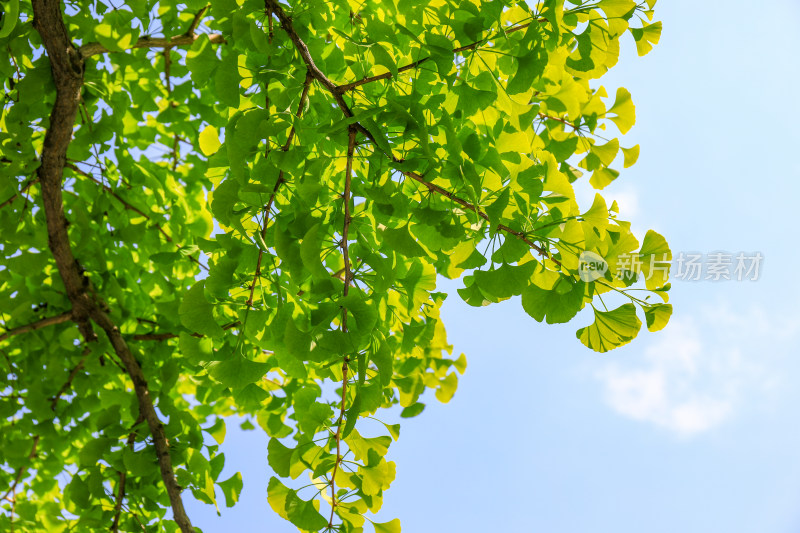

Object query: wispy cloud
[592,306,797,437]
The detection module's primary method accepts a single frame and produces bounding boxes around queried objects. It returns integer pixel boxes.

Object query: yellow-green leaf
[199,125,221,156]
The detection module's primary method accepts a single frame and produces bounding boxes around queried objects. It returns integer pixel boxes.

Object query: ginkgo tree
[0,0,669,531]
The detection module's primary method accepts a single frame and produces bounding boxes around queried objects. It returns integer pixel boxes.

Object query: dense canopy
[0,0,668,531]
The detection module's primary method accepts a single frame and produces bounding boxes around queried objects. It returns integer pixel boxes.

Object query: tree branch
[50,351,86,409]
[0,178,38,210]
[185,6,209,36]
[336,21,535,93]
[402,170,559,263]
[32,2,195,531]
[341,127,356,297]
[538,112,580,130]
[132,321,240,341]
[0,435,39,504]
[264,1,388,160]
[0,311,73,343]
[247,71,313,307]
[32,0,95,341]
[66,163,208,271]
[264,3,556,264]
[264,1,360,119]
[328,125,357,529]
[111,416,143,533]
[90,308,194,532]
[79,6,225,59]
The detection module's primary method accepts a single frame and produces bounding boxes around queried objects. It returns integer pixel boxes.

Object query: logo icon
[578,251,608,282]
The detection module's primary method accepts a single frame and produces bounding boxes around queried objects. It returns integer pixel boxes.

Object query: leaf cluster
[0,0,667,531]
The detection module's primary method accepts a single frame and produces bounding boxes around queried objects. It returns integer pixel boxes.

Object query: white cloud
[606,188,640,220]
[592,306,797,437]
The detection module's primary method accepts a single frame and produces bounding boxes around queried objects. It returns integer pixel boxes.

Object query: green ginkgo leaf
[199,125,221,156]
[607,87,636,134]
[639,229,672,289]
[267,438,295,478]
[0,0,19,39]
[522,278,586,324]
[631,21,662,56]
[644,303,672,332]
[186,34,219,86]
[359,459,396,496]
[374,518,402,533]
[218,472,243,507]
[267,477,328,530]
[179,281,225,338]
[577,303,642,352]
[370,42,398,78]
[209,355,269,389]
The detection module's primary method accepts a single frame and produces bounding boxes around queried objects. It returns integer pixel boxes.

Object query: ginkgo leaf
[607,87,636,134]
[0,0,20,39]
[267,478,328,530]
[577,304,642,352]
[374,518,402,533]
[267,438,295,478]
[210,355,270,389]
[631,21,662,56]
[199,125,221,156]
[644,303,672,332]
[639,229,672,289]
[218,472,243,507]
[522,278,586,324]
[186,34,219,85]
[179,282,225,338]
[621,145,640,168]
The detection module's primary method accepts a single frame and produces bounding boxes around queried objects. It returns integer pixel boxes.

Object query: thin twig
[0,435,39,504]
[7,44,21,82]
[132,321,240,341]
[0,178,38,210]
[0,311,73,343]
[66,163,208,271]
[163,48,181,172]
[327,125,357,529]
[111,415,143,532]
[50,352,87,409]
[341,127,356,297]
[184,6,209,36]
[538,112,580,130]
[246,72,313,307]
[79,6,224,59]
[336,21,536,92]
[402,170,558,263]
[80,34,227,58]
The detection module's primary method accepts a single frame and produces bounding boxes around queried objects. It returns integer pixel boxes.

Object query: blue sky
[186,1,800,531]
